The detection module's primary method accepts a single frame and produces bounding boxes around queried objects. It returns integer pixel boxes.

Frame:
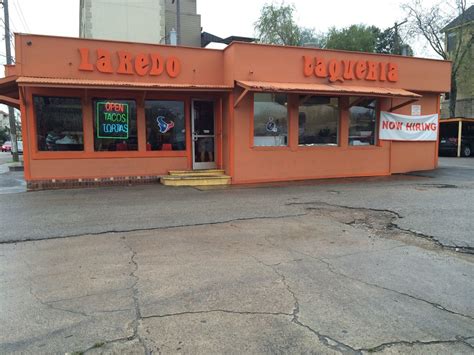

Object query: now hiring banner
[379,111,439,141]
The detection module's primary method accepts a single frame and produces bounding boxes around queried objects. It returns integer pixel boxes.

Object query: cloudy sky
[0,0,464,67]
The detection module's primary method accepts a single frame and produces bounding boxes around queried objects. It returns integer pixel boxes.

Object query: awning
[236,80,421,99]
[16,77,233,92]
[0,75,20,108]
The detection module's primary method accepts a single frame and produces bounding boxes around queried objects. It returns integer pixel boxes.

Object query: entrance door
[192,100,216,170]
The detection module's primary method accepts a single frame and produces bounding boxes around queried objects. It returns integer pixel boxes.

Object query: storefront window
[93,99,137,151]
[34,96,84,151]
[299,96,339,146]
[254,93,288,147]
[349,98,377,146]
[145,100,186,151]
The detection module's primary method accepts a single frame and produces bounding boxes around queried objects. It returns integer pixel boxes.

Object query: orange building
[0,34,451,189]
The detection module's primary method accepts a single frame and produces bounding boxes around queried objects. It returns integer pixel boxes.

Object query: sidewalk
[0,152,26,194]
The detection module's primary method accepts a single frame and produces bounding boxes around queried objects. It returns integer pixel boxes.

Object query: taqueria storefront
[1,34,451,190]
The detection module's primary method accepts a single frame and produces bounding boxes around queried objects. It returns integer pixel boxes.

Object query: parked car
[1,141,23,154]
[1,141,11,152]
[439,136,473,157]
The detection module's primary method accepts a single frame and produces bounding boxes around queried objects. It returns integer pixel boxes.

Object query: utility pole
[171,0,181,45]
[392,20,408,55]
[2,0,18,162]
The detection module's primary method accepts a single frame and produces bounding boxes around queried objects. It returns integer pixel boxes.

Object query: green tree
[254,2,301,46]
[401,0,473,117]
[300,27,326,48]
[376,27,414,55]
[0,127,9,143]
[325,25,381,52]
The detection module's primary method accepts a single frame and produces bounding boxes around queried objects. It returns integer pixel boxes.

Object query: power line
[12,0,29,32]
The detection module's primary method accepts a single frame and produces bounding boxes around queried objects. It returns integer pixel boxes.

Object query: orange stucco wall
[13,34,451,184]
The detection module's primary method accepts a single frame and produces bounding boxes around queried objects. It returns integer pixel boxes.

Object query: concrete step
[161,174,231,187]
[168,169,225,177]
[8,162,24,172]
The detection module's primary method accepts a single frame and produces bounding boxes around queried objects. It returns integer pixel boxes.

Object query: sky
[0,0,466,68]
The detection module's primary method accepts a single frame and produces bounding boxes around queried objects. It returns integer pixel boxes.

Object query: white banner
[379,111,438,141]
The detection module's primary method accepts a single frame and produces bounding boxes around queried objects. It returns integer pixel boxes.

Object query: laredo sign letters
[78,48,181,78]
[379,112,438,141]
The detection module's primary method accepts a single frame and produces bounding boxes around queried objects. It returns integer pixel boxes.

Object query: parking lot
[0,157,473,354]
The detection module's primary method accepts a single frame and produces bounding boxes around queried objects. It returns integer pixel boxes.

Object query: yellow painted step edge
[161,177,231,186]
[161,175,230,180]
[169,169,225,176]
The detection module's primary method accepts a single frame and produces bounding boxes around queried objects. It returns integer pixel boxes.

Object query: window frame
[251,92,290,150]
[347,97,380,148]
[92,97,139,152]
[297,95,341,148]
[29,88,191,159]
[33,94,85,153]
[144,99,187,152]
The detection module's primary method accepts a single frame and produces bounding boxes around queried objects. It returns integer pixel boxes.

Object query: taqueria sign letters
[303,56,398,83]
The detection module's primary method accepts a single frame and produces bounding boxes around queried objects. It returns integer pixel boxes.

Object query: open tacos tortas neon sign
[303,56,399,83]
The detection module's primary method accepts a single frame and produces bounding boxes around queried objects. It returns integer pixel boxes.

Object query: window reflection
[34,96,84,151]
[299,96,339,146]
[349,98,377,146]
[254,93,288,147]
[146,100,186,151]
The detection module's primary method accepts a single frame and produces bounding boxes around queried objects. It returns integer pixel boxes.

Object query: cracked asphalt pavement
[0,157,473,354]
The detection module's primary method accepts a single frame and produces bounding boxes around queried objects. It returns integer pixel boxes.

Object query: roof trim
[16,77,233,92]
[442,5,474,32]
[0,75,19,108]
[236,80,422,99]
[440,118,474,123]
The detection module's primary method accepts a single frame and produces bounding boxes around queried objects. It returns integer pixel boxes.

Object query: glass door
[192,100,216,170]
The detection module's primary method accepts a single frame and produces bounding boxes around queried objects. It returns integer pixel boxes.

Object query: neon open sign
[96,101,129,139]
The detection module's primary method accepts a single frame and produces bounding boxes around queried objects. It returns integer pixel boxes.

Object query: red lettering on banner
[382,121,403,130]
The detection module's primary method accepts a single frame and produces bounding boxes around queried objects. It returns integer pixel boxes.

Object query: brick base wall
[27,175,163,191]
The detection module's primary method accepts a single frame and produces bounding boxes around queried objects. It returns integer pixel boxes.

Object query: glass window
[299,96,339,146]
[93,99,137,151]
[145,100,186,151]
[254,93,288,146]
[34,96,84,151]
[349,98,377,146]
[447,32,456,53]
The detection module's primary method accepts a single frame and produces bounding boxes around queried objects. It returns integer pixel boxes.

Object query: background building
[79,0,201,47]
[0,110,8,130]
[441,5,473,118]
[165,0,201,46]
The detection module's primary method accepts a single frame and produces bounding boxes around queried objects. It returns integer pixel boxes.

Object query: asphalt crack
[289,248,474,322]
[122,240,149,355]
[81,240,149,355]
[359,337,474,353]
[142,309,292,319]
[251,255,361,354]
[291,201,474,254]
[0,213,308,245]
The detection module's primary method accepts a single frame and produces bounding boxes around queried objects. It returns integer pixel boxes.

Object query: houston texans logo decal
[157,116,175,133]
